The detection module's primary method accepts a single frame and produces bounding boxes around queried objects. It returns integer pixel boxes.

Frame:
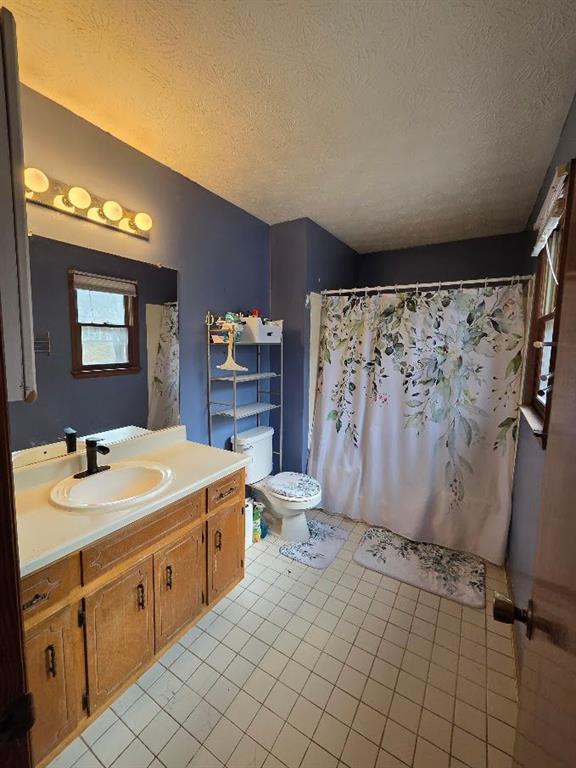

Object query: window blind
[531,163,569,258]
[72,270,137,297]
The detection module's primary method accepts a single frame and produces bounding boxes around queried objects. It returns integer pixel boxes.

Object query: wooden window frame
[68,270,140,379]
[523,160,575,444]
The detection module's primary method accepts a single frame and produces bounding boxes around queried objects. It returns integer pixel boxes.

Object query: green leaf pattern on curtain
[317,285,525,511]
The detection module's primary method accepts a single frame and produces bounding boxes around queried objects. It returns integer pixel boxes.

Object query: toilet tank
[232,426,273,483]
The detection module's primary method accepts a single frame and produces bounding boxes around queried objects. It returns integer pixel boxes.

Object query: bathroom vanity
[15,427,249,767]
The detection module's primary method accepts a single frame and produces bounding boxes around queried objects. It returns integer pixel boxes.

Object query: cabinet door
[154,528,206,651]
[207,503,244,602]
[85,559,154,712]
[25,604,84,765]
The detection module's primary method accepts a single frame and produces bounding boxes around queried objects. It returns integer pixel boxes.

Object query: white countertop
[15,426,250,577]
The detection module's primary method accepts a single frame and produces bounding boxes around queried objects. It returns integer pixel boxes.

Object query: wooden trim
[0,141,32,768]
[71,366,141,380]
[68,269,141,378]
[522,161,575,444]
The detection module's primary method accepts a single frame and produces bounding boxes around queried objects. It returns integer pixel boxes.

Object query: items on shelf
[253,500,265,543]
[208,310,283,345]
[205,309,284,471]
[216,319,249,372]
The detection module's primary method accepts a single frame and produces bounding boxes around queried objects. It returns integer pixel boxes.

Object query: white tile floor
[48,511,518,768]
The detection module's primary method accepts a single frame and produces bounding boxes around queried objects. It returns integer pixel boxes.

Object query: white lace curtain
[308,284,526,564]
[148,304,180,430]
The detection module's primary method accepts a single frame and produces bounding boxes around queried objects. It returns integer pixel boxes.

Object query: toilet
[232,426,321,542]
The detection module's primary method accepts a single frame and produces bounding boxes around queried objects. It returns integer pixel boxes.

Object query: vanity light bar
[23,167,153,240]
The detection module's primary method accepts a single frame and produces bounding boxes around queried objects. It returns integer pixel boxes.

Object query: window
[69,270,140,377]
[523,161,573,440]
[532,228,560,414]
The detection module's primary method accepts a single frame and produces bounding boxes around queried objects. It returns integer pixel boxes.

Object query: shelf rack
[205,312,283,470]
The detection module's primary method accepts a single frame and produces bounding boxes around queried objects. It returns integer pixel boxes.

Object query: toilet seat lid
[267,472,321,501]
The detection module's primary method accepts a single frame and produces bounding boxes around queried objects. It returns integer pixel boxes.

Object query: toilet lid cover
[267,472,321,500]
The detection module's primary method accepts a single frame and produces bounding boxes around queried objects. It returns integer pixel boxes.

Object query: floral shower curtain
[148,304,180,430]
[308,284,526,564]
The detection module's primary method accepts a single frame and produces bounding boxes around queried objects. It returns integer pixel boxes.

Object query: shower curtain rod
[321,274,532,296]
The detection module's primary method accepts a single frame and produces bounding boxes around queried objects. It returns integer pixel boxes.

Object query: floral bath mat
[354,527,485,608]
[279,520,348,570]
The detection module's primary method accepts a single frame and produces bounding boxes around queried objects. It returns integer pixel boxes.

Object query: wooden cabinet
[208,502,244,602]
[82,491,204,584]
[23,470,245,766]
[84,558,154,712]
[25,604,84,765]
[154,528,206,651]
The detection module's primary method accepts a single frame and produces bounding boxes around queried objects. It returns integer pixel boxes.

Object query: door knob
[493,593,534,639]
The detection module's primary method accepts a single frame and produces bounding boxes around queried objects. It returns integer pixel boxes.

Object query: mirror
[9,235,179,466]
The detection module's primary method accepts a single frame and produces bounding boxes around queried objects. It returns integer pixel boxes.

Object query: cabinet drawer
[82,491,205,584]
[207,470,244,512]
[21,553,81,619]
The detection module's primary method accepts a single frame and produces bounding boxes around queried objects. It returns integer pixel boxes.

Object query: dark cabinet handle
[217,487,235,501]
[137,583,145,610]
[46,645,57,678]
[166,565,173,590]
[23,592,48,612]
[215,530,223,551]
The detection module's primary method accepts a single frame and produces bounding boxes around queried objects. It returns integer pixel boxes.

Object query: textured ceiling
[8,0,576,252]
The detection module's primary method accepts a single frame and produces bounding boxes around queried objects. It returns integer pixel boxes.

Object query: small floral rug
[279,520,348,570]
[354,527,485,608]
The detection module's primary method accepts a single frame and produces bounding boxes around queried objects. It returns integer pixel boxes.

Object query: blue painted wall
[270,218,357,472]
[9,236,177,449]
[358,231,534,287]
[19,87,270,450]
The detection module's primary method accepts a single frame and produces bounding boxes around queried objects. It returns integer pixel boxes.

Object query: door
[510,165,576,768]
[85,558,154,712]
[0,323,32,768]
[207,503,244,602]
[0,8,36,402]
[0,12,33,765]
[25,605,84,765]
[154,528,206,651]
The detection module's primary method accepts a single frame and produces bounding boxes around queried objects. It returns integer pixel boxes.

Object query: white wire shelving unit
[205,313,283,470]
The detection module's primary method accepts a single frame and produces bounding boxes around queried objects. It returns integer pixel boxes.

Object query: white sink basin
[50,461,173,511]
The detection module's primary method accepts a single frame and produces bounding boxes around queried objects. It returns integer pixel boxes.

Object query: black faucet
[64,427,77,454]
[74,439,111,479]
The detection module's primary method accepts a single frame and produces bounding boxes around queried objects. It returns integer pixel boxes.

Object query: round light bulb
[53,194,75,212]
[87,206,106,223]
[134,212,153,232]
[24,167,49,194]
[67,186,91,209]
[102,200,123,221]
